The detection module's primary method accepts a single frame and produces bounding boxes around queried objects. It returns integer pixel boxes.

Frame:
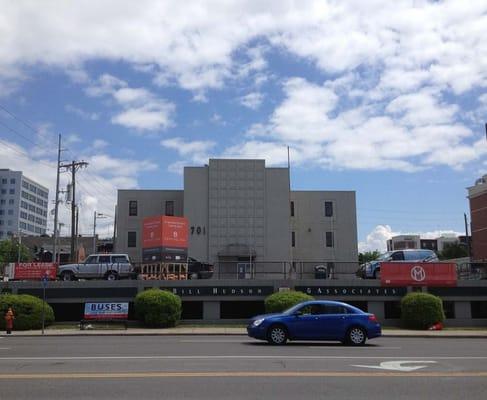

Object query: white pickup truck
[57,254,136,281]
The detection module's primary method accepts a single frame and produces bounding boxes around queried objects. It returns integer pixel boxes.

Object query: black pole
[42,283,46,335]
[464,213,471,259]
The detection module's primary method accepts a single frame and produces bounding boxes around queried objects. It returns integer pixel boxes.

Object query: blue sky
[1,1,486,251]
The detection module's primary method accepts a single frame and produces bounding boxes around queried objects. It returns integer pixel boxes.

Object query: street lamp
[93,211,109,254]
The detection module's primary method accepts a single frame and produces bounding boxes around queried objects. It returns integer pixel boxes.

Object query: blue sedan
[247,300,381,345]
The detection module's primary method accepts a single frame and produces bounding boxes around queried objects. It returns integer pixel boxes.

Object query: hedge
[401,292,445,330]
[0,294,54,330]
[265,291,314,313]
[134,289,182,328]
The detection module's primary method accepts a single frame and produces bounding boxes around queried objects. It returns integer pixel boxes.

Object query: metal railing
[457,262,487,280]
[214,261,360,280]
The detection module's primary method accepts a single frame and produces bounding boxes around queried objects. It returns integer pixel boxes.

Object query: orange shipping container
[142,216,189,249]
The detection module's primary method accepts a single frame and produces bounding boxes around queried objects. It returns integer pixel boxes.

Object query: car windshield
[376,251,393,261]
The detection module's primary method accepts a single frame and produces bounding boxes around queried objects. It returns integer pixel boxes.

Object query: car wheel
[373,269,381,280]
[346,326,367,346]
[60,271,74,281]
[267,325,288,345]
[105,271,118,281]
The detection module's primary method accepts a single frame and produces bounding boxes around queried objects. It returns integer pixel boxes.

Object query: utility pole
[60,160,88,262]
[53,134,62,264]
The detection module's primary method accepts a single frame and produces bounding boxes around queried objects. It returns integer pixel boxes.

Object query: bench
[79,319,128,330]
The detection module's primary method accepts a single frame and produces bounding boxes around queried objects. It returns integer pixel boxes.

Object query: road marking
[0,371,485,379]
[352,361,437,371]
[180,340,254,343]
[0,355,486,361]
[310,347,402,350]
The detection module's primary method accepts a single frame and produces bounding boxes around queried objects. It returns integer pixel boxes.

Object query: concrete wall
[207,159,267,263]
[184,167,209,262]
[115,190,184,262]
[290,191,358,276]
[265,168,291,261]
[4,280,486,326]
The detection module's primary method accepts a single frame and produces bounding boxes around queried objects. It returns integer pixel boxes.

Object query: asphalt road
[0,335,486,400]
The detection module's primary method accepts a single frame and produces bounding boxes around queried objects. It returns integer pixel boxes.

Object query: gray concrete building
[115,159,358,277]
[0,169,48,240]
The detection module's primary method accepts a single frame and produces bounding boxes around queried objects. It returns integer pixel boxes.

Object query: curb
[3,331,487,338]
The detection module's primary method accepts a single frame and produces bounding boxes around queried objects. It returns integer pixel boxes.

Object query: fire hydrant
[4,307,14,334]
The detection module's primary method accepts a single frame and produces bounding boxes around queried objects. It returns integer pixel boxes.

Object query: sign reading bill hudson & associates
[166,286,274,297]
[295,286,407,297]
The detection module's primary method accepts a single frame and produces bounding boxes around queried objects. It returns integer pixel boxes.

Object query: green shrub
[265,291,314,313]
[134,289,182,328]
[0,294,54,330]
[401,292,445,330]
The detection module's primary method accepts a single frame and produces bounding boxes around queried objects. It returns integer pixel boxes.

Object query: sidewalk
[3,327,487,338]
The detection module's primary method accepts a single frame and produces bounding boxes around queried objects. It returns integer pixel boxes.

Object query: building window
[1,189,6,195]
[22,181,29,189]
[9,188,14,195]
[165,200,174,216]
[8,199,14,205]
[290,201,295,217]
[128,231,137,247]
[1,179,6,184]
[0,210,3,216]
[291,231,295,247]
[7,209,13,215]
[324,201,333,217]
[10,178,15,184]
[0,199,4,205]
[129,201,138,216]
[471,301,487,319]
[325,231,334,247]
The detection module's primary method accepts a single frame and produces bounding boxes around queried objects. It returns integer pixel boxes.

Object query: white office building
[0,169,49,239]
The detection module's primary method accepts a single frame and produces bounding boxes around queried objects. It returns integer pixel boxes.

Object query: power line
[0,137,57,169]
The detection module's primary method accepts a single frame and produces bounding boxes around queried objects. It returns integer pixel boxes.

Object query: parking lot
[0,335,486,399]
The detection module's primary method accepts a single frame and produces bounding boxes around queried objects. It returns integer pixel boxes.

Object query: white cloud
[92,139,108,149]
[1,1,486,171]
[238,76,482,172]
[65,104,100,121]
[0,137,157,238]
[161,137,215,158]
[240,92,264,110]
[111,102,174,132]
[358,225,464,253]
[86,74,175,132]
[1,1,483,97]
[85,74,127,97]
[161,137,216,173]
[358,225,396,253]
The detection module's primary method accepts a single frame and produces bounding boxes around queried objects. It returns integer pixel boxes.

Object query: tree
[438,243,468,260]
[0,239,32,264]
[358,250,381,264]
